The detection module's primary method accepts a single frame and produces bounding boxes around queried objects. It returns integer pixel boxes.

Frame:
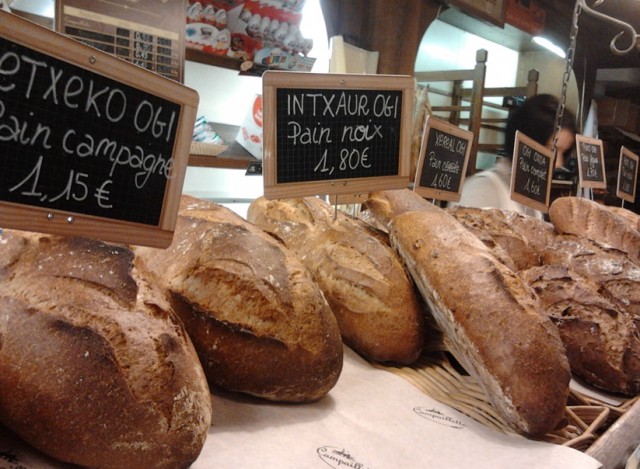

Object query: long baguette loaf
[520,265,640,395]
[135,196,343,402]
[0,231,212,469]
[549,196,640,262]
[247,196,426,365]
[389,209,570,437]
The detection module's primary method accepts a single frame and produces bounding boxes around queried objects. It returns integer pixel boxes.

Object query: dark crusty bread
[0,230,212,469]
[247,196,426,365]
[135,196,343,402]
[520,265,640,395]
[388,209,570,437]
[549,196,640,262]
[499,209,557,257]
[542,234,640,320]
[447,206,542,271]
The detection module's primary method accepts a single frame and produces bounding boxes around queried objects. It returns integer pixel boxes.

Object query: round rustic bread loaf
[0,231,212,469]
[520,264,640,395]
[247,195,426,365]
[549,196,640,263]
[135,196,344,402]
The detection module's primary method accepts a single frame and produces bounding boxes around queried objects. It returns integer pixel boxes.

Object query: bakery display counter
[1,346,637,468]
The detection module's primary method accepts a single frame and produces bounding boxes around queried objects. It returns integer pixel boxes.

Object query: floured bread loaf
[520,265,640,395]
[542,234,640,319]
[389,209,570,437]
[0,231,212,469]
[499,209,557,257]
[447,206,541,271]
[135,196,343,402]
[247,196,426,365]
[549,197,640,262]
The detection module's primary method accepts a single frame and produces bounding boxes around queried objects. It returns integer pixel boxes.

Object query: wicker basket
[375,350,636,451]
[190,141,228,157]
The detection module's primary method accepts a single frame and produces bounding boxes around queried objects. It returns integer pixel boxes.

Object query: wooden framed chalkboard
[576,134,607,190]
[510,131,554,213]
[413,116,472,202]
[617,146,639,203]
[0,11,198,248]
[262,71,414,199]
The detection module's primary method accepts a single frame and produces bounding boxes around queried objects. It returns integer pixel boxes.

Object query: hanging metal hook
[577,0,639,55]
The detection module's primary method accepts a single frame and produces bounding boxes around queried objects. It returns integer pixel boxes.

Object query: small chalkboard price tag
[0,11,198,248]
[576,134,606,190]
[510,131,554,213]
[413,116,472,202]
[617,146,639,203]
[261,71,414,198]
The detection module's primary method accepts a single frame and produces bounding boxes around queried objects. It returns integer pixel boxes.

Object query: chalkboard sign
[262,71,414,198]
[617,146,639,203]
[510,131,553,213]
[414,116,472,202]
[0,11,198,248]
[576,134,606,190]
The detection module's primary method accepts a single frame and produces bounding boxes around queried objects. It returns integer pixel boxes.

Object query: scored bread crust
[542,234,640,319]
[389,210,570,438]
[361,189,440,230]
[247,195,426,365]
[135,196,343,402]
[0,231,212,469]
[607,205,640,232]
[549,196,640,263]
[520,264,640,395]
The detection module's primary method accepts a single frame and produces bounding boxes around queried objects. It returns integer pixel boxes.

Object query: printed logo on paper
[317,446,370,469]
[414,407,466,429]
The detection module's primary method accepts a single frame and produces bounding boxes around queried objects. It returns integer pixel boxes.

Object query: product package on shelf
[186,1,242,56]
[236,94,263,159]
[227,0,315,71]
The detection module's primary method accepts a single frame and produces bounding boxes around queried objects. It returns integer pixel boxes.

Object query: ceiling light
[532,36,567,59]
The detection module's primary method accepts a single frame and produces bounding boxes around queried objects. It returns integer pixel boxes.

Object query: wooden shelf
[188,123,258,170]
[185,47,243,71]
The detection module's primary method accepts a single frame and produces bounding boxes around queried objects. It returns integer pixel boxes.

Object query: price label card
[262,71,414,199]
[0,11,198,248]
[576,134,606,190]
[57,0,185,82]
[617,146,639,203]
[414,116,471,202]
[510,131,553,213]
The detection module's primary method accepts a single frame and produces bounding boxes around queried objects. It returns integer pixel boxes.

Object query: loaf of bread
[0,230,212,469]
[520,264,640,395]
[607,205,640,232]
[549,196,640,262]
[388,209,570,437]
[542,234,640,319]
[247,196,426,365]
[499,209,557,258]
[361,189,439,230]
[447,206,541,271]
[134,196,343,402]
